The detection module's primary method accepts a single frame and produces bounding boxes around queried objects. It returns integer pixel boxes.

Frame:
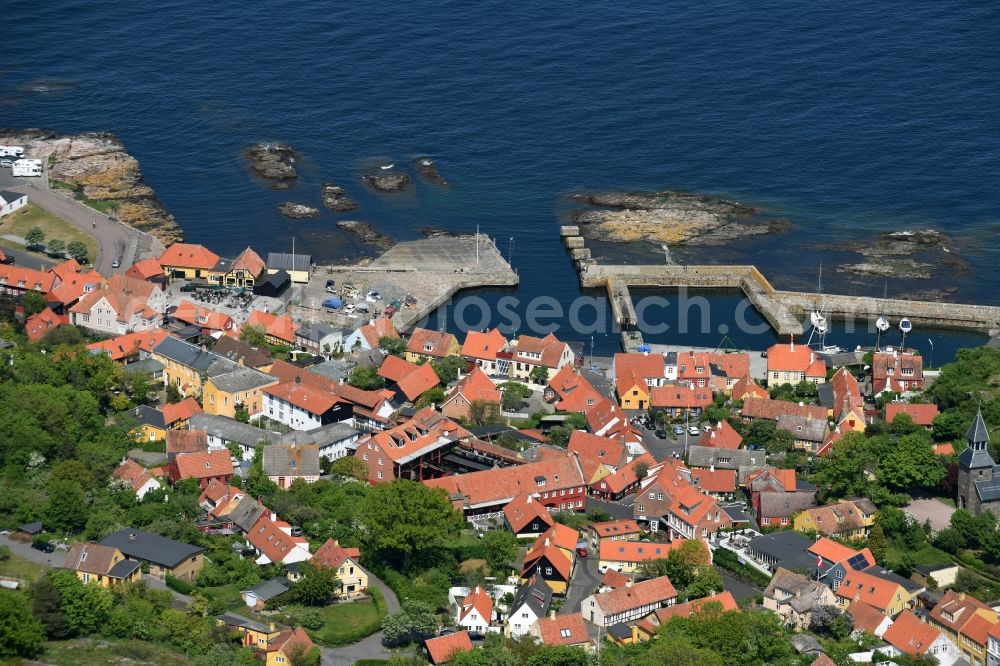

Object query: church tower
[958,409,994,515]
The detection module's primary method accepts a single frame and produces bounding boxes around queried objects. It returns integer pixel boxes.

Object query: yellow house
[64,542,141,587]
[928,591,998,666]
[202,370,277,420]
[158,243,222,282]
[793,498,877,540]
[129,405,167,443]
[311,539,370,597]
[265,627,315,666]
[216,614,283,652]
[835,569,921,617]
[616,373,650,411]
[404,328,461,364]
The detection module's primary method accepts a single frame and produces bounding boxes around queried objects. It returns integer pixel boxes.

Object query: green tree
[44,479,88,533]
[932,411,969,443]
[378,336,406,357]
[165,383,182,404]
[431,355,466,383]
[24,226,45,248]
[684,567,724,599]
[547,425,573,447]
[0,293,14,323]
[529,365,549,385]
[348,366,385,390]
[867,523,888,563]
[360,481,462,567]
[810,605,851,639]
[30,574,70,639]
[878,434,945,492]
[294,562,339,606]
[468,399,501,426]
[744,419,776,448]
[47,238,66,256]
[240,324,267,347]
[127,372,153,405]
[381,600,438,647]
[66,240,89,262]
[21,290,47,316]
[415,386,445,409]
[0,589,45,658]
[768,428,795,454]
[47,569,112,636]
[327,456,368,481]
[482,530,518,571]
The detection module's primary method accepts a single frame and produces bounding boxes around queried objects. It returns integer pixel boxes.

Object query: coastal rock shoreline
[278,202,321,219]
[244,143,298,184]
[0,128,184,245]
[336,220,395,250]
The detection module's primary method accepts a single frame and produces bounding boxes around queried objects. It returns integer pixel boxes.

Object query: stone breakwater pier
[561,225,1000,349]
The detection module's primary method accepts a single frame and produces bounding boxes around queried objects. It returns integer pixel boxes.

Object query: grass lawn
[197,582,246,611]
[886,543,953,568]
[0,552,50,585]
[39,638,185,665]
[0,202,98,265]
[285,593,386,647]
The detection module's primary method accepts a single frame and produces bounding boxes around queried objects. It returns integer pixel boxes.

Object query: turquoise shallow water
[2,0,997,357]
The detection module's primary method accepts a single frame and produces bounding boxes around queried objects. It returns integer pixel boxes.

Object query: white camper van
[0,146,25,158]
[12,159,43,177]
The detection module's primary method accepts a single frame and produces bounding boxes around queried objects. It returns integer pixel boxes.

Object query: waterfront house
[764,567,836,631]
[503,491,555,539]
[158,243,222,281]
[676,350,713,388]
[879,610,961,666]
[262,443,320,489]
[441,367,501,421]
[461,328,509,377]
[583,576,677,627]
[100,528,204,581]
[344,316,399,351]
[507,577,552,638]
[112,458,161,500]
[70,275,165,336]
[125,257,165,284]
[168,450,234,488]
[426,451,586,516]
[425,631,473,664]
[405,327,460,363]
[377,355,440,404]
[456,586,493,634]
[872,350,924,395]
[63,542,141,587]
[509,333,574,382]
[218,246,266,289]
[265,252,312,284]
[529,613,593,651]
[765,339,827,386]
[311,539,369,597]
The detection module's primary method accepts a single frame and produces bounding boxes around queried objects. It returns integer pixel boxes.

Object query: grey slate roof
[229,496,268,533]
[976,472,1000,502]
[790,634,823,655]
[262,443,321,477]
[759,490,816,519]
[510,577,552,618]
[212,336,272,369]
[209,365,276,393]
[968,409,991,444]
[719,503,751,523]
[123,358,165,376]
[816,383,835,409]
[267,252,312,272]
[108,559,142,579]
[309,359,353,382]
[748,530,818,572]
[777,414,828,443]
[189,413,280,447]
[242,577,291,601]
[959,445,995,470]
[295,324,344,343]
[217,612,272,634]
[864,565,923,593]
[280,422,358,448]
[131,405,165,430]
[100,529,203,568]
[153,336,221,372]
[687,445,766,471]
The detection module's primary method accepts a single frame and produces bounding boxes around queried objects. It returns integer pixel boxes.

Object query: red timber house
[872,349,925,395]
[631,459,733,539]
[354,408,472,484]
[425,452,587,520]
[545,364,603,413]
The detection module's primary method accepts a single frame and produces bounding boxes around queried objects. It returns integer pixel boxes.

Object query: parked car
[31,541,55,553]
[111,256,122,268]
[655,429,667,439]
[576,547,589,558]
[180,283,197,292]
[325,279,336,293]
[0,158,14,168]
[687,426,701,436]
[672,425,684,435]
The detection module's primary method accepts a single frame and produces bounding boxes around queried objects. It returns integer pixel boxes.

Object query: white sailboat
[807,265,843,355]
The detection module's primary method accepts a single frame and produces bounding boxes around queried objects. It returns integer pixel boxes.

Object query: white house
[0,190,27,217]
[281,422,360,461]
[70,276,165,336]
[261,379,352,431]
[506,578,552,638]
[582,576,677,627]
[509,333,574,382]
[457,586,493,634]
[112,459,162,501]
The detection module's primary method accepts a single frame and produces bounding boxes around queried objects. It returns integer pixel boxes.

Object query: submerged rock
[337,220,395,250]
[420,226,457,238]
[245,143,298,181]
[414,157,448,185]
[0,129,183,245]
[278,202,320,219]
[321,182,358,212]
[364,170,410,192]
[570,190,785,245]
[829,228,969,281]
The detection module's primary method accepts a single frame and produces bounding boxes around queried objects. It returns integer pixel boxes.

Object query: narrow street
[321,572,401,665]
[560,551,601,618]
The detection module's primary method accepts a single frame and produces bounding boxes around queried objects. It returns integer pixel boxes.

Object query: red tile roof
[591,519,641,539]
[267,627,315,657]
[568,431,627,480]
[0,264,56,294]
[113,459,158,493]
[243,310,297,345]
[445,368,500,408]
[741,397,827,421]
[458,586,493,624]
[513,333,567,369]
[847,600,889,634]
[649,383,713,410]
[598,540,682,564]
[425,631,473,664]
[808,537,867,566]
[835,570,903,612]
[311,538,361,570]
[87,328,168,361]
[547,365,602,412]
[708,353,750,382]
[593,453,656,495]
[48,267,102,306]
[230,247,266,277]
[25,307,66,342]
[731,375,769,400]
[358,317,399,348]
[425,452,584,508]
[830,367,864,421]
[614,352,664,385]
[264,381,340,416]
[697,420,743,449]
[533,524,580,553]
[125,258,164,281]
[161,397,202,425]
[172,300,234,332]
[533,612,590,647]
[523,543,574,581]
[872,351,924,394]
[933,443,955,456]
[691,468,737,493]
[407,328,457,358]
[590,575,677,615]
[766,340,827,377]
[165,429,208,455]
[882,610,940,656]
[885,403,938,427]
[159,243,220,270]
[602,568,629,589]
[395,363,440,403]
[653,591,738,622]
[173,450,233,480]
[503,492,554,533]
[461,328,507,361]
[378,355,420,382]
[248,511,310,565]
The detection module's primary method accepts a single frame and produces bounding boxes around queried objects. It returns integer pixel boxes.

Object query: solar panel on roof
[847,553,868,570]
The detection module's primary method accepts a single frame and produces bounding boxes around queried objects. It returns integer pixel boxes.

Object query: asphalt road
[560,550,601,617]
[0,533,62,567]
[0,245,54,271]
[5,178,140,275]
[321,572,401,665]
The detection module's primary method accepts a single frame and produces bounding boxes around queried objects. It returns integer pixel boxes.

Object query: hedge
[165,574,195,595]
[713,548,772,588]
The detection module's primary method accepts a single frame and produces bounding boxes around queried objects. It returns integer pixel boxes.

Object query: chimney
[710,465,715,472]
[544,538,550,547]
[269,622,276,632]
[809,352,815,365]
[295,375,302,384]
[271,510,277,522]
[625,579,633,588]
[129,532,137,541]
[789,335,794,352]
[549,610,557,619]
[201,343,207,352]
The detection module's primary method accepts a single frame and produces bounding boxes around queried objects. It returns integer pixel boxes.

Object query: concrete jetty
[291,235,519,332]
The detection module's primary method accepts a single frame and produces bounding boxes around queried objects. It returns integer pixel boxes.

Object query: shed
[253,269,291,297]
[18,522,43,536]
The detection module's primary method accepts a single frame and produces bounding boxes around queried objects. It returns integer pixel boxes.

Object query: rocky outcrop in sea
[0,129,183,245]
[245,143,298,184]
[571,190,788,245]
[414,157,448,185]
[336,220,395,250]
[321,182,358,212]
[278,202,321,219]
[824,229,969,281]
[364,170,410,192]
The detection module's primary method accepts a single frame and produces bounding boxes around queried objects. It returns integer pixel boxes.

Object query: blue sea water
[2,0,998,358]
